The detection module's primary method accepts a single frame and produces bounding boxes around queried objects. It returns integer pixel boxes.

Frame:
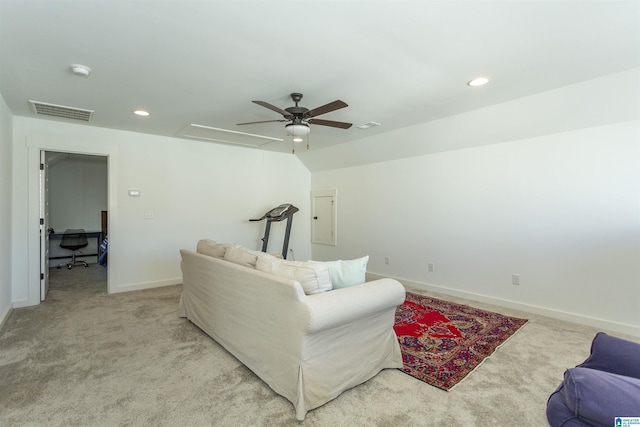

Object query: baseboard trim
[367,272,640,338]
[0,302,14,333]
[109,278,182,294]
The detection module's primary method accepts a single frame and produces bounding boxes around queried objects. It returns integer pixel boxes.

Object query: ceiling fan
[237,93,352,142]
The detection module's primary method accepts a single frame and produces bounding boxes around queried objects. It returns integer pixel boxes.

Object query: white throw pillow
[313,256,369,289]
[224,245,262,268]
[256,255,332,295]
[255,254,279,274]
[196,239,229,258]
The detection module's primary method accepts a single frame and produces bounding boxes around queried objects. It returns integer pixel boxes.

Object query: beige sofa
[178,241,405,420]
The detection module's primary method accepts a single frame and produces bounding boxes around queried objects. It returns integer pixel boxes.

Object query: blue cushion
[560,367,640,426]
[547,333,640,427]
[547,384,587,427]
[578,333,640,380]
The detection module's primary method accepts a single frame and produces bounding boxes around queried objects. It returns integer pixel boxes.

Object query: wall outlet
[428,262,434,272]
[512,274,520,286]
[385,256,391,265]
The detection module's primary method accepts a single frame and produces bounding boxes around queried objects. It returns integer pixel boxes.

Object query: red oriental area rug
[394,292,528,390]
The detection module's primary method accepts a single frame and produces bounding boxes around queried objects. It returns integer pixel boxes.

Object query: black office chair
[57,229,89,269]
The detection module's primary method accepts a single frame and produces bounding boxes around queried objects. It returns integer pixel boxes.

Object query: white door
[39,150,50,300]
[311,189,337,246]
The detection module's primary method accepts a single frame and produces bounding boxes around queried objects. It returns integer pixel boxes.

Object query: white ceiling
[1,0,639,158]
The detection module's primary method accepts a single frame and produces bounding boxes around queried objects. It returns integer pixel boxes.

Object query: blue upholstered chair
[547,332,640,426]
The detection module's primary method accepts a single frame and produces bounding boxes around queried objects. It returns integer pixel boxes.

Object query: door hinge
[40,273,44,280]
[40,218,44,225]
[40,163,44,170]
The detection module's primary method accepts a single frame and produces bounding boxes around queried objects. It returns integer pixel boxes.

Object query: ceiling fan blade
[305,100,348,118]
[308,118,352,129]
[252,100,293,118]
[237,119,287,125]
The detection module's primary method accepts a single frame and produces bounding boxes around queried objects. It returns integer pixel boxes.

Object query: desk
[49,231,103,261]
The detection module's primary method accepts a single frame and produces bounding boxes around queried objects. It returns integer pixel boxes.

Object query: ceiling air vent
[356,121,381,130]
[29,100,94,122]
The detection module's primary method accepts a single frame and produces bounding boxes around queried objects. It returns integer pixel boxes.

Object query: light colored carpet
[1,266,636,426]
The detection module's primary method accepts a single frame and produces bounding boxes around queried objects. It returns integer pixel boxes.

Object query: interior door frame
[39,150,49,300]
[27,141,116,306]
[39,150,109,300]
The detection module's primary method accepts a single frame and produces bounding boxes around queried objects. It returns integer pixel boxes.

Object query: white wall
[312,75,640,336]
[48,154,107,232]
[299,68,640,172]
[0,94,12,327]
[12,118,311,307]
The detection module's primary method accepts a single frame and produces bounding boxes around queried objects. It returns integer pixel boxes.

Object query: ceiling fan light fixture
[285,123,310,137]
[238,93,351,153]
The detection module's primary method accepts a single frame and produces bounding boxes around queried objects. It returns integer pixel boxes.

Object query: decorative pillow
[223,245,262,268]
[255,255,279,274]
[196,239,229,258]
[256,256,332,295]
[312,256,369,289]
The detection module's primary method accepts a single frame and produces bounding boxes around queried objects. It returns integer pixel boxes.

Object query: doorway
[40,151,108,300]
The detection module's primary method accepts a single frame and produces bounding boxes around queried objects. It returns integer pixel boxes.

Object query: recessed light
[467,77,489,87]
[133,110,150,116]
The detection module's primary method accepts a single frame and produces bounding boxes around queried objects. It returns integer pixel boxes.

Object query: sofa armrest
[302,278,405,334]
[579,332,640,379]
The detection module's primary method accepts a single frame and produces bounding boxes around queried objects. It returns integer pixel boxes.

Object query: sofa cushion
[224,245,262,268]
[256,256,332,295]
[578,332,640,380]
[546,384,583,427]
[196,239,229,258]
[313,256,369,289]
[559,367,640,426]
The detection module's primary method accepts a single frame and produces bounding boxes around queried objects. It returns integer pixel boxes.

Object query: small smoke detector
[70,64,91,77]
[29,100,94,122]
[356,121,381,130]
